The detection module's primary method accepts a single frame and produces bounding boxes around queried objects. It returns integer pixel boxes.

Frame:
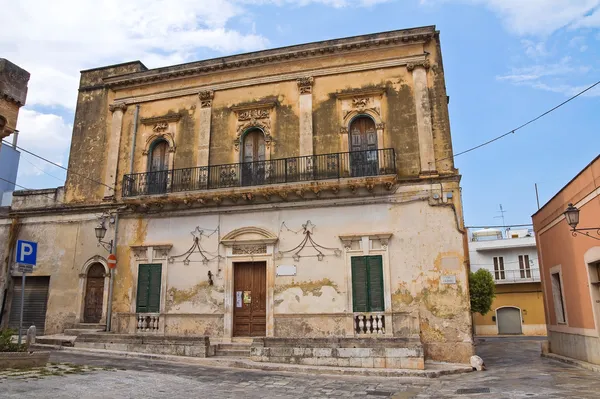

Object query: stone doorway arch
[78,256,110,325]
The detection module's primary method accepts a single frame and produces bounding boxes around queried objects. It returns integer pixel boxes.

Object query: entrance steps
[63,323,106,336]
[215,342,251,357]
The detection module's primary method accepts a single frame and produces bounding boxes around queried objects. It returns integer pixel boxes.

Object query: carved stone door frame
[77,256,110,325]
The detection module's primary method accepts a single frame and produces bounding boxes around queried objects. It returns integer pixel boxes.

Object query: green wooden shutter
[367,256,384,312]
[136,264,162,313]
[147,264,162,313]
[136,265,150,313]
[351,257,368,312]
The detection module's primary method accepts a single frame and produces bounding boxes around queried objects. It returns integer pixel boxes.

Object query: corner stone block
[401,357,425,370]
[384,347,418,358]
[384,357,403,369]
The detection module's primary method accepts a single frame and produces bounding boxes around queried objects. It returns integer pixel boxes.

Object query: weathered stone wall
[0,59,29,138]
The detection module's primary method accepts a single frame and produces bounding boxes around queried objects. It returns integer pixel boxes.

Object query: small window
[351,256,384,312]
[493,256,505,280]
[519,255,531,278]
[551,272,566,324]
[136,264,162,313]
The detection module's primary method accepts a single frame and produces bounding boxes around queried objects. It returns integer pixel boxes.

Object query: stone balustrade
[136,313,160,332]
[354,313,385,335]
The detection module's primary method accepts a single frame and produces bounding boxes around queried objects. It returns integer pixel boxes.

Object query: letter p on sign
[16,240,38,266]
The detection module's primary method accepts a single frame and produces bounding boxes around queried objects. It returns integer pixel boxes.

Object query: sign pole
[18,271,25,345]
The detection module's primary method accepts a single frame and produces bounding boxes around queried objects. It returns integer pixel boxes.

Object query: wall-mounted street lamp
[564,203,600,241]
[95,220,114,252]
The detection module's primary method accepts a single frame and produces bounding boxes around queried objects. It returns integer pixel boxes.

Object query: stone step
[217,343,251,351]
[63,328,105,336]
[36,334,76,347]
[231,337,254,344]
[73,323,106,330]
[215,349,250,357]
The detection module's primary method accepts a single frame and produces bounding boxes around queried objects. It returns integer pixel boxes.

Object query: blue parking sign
[16,240,37,266]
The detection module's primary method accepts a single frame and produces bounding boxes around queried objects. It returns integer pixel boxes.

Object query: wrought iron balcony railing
[122,148,396,197]
[493,268,541,284]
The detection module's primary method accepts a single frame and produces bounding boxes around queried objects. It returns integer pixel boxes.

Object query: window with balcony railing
[122,148,396,197]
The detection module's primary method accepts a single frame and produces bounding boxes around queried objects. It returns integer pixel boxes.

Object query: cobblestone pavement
[1,337,599,398]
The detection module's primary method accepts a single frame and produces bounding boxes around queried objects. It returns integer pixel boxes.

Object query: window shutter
[136,265,150,313]
[351,257,368,312]
[367,256,384,312]
[148,264,162,313]
[136,264,162,313]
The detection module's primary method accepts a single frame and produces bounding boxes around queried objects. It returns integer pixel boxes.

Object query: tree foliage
[469,269,496,315]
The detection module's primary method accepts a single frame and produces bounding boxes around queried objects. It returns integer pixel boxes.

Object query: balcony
[122,148,396,198]
[493,268,541,284]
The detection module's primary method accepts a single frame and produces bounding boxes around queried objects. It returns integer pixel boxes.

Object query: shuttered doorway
[8,276,50,336]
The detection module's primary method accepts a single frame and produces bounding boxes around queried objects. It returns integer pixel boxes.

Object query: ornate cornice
[335,87,385,100]
[297,76,314,95]
[140,113,181,125]
[198,90,214,108]
[101,27,438,89]
[108,102,127,113]
[406,60,431,72]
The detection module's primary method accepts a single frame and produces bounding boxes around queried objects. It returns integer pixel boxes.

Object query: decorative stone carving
[109,102,127,113]
[131,246,149,260]
[232,244,267,255]
[142,132,175,155]
[352,97,369,109]
[297,76,314,95]
[339,127,348,135]
[153,122,169,132]
[232,103,274,152]
[140,113,182,125]
[406,60,431,72]
[153,245,173,260]
[199,90,214,108]
[376,122,385,130]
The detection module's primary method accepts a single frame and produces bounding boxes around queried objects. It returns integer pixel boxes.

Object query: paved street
[1,337,599,398]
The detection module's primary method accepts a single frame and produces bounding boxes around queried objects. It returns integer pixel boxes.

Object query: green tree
[469,269,496,315]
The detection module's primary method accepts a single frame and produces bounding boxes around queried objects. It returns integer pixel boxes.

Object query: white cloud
[14,109,72,180]
[521,40,548,58]
[422,0,600,36]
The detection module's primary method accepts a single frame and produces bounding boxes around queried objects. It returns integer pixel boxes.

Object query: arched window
[349,116,377,152]
[349,116,378,177]
[241,129,266,186]
[243,128,266,163]
[147,140,169,194]
[148,140,169,172]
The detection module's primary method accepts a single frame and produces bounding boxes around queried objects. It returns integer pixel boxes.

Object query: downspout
[106,212,119,332]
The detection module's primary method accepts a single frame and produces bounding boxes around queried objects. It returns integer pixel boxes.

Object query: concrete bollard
[25,325,36,349]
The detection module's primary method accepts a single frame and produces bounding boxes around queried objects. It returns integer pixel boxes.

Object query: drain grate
[366,391,394,397]
[456,388,491,394]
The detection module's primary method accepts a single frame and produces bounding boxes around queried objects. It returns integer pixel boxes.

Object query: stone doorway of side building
[233,261,266,337]
[496,307,523,335]
[84,263,105,323]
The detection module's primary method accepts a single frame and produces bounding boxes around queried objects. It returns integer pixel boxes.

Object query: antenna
[493,204,508,238]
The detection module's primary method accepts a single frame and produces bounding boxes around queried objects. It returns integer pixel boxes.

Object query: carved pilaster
[297,76,314,95]
[109,102,128,113]
[406,59,431,72]
[199,90,214,108]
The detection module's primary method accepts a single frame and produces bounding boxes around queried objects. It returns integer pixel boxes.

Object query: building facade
[469,228,546,336]
[533,155,600,366]
[0,26,474,366]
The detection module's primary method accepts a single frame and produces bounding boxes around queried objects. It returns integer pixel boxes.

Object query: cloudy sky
[2,0,599,225]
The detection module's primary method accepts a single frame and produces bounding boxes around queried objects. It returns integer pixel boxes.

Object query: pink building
[533,155,600,365]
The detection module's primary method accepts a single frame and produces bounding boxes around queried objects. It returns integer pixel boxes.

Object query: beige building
[0,26,474,368]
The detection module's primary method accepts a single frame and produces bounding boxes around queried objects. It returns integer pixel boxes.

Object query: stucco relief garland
[233,106,273,152]
[275,220,342,261]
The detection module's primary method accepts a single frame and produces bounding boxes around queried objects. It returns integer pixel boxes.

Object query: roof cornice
[98,26,437,91]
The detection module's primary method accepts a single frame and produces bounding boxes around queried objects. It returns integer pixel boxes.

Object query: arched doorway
[84,263,105,323]
[242,128,266,186]
[497,307,522,335]
[148,139,169,194]
[349,116,378,177]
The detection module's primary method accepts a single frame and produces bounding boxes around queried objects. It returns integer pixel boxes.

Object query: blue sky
[2,0,599,226]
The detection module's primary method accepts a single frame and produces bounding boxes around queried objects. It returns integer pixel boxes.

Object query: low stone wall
[75,334,213,357]
[250,337,424,369]
[548,330,600,365]
[0,352,50,369]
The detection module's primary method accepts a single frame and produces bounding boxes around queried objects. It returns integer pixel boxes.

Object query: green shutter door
[367,256,384,312]
[136,264,161,313]
[351,257,368,312]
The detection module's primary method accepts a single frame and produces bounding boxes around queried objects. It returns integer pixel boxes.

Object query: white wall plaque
[276,265,297,276]
[441,275,457,284]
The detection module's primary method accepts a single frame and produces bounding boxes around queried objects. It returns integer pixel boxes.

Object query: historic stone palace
[0,26,473,368]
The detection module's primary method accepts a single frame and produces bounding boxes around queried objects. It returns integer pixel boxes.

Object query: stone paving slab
[3,338,600,398]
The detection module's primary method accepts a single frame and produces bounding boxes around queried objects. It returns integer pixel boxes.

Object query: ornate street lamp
[95,220,114,251]
[564,203,600,240]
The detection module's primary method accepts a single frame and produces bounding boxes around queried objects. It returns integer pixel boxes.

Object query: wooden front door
[349,116,378,177]
[233,262,266,337]
[84,263,105,323]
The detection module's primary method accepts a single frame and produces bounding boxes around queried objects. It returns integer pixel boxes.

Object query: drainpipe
[106,212,119,332]
[129,105,139,174]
